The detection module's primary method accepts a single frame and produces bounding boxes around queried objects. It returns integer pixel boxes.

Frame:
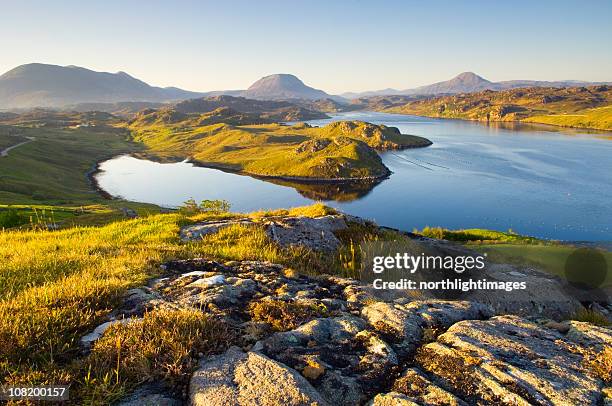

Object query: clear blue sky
[1,0,611,93]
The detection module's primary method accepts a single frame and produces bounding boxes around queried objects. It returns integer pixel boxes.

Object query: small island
[128,107,432,181]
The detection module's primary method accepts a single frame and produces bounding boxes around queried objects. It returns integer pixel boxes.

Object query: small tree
[179,198,231,215]
[179,198,200,215]
[200,199,231,213]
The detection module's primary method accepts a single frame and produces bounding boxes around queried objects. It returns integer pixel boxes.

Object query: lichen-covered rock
[261,316,396,405]
[361,300,493,356]
[180,214,349,252]
[190,346,329,406]
[105,256,609,406]
[565,320,612,351]
[264,215,347,252]
[180,219,253,241]
[266,316,367,346]
[390,367,467,406]
[416,315,609,405]
[367,392,420,406]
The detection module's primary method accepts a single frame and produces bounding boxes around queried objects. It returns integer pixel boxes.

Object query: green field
[0,123,162,228]
[525,105,612,132]
[475,244,612,286]
[0,126,141,204]
[416,226,612,286]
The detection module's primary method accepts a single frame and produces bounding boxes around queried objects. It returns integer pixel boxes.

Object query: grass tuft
[76,308,234,404]
[572,308,611,327]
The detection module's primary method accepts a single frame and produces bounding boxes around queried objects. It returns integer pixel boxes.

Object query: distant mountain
[242,74,334,101]
[0,63,204,109]
[342,72,612,98]
[409,72,494,95]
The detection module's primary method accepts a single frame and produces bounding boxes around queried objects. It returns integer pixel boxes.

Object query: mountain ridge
[2,64,610,110]
[0,63,205,109]
[341,72,612,98]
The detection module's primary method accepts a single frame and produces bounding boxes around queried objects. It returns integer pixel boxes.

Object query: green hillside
[129,112,431,180]
[386,85,612,131]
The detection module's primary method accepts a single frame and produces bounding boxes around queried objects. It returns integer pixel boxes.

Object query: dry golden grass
[572,308,611,327]
[77,308,234,404]
[0,203,360,403]
[248,202,337,219]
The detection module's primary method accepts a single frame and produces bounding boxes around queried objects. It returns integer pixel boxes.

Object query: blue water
[96,112,612,241]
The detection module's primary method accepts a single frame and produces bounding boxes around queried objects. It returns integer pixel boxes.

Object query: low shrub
[249,300,329,332]
[0,209,28,228]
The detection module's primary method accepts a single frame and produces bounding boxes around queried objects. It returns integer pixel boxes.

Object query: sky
[1,0,611,94]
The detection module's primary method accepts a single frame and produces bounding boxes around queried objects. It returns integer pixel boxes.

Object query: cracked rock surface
[84,257,612,406]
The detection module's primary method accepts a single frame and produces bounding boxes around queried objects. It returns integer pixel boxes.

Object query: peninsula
[128,107,432,181]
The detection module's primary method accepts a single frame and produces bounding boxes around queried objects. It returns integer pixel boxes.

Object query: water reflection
[97,112,612,241]
[266,177,384,201]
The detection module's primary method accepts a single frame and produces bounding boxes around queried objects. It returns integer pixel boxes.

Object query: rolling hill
[385,85,612,130]
[128,107,431,180]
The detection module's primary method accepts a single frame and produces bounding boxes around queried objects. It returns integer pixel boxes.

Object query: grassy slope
[0,132,28,150]
[524,105,612,131]
[0,203,380,403]
[130,119,430,180]
[387,85,612,131]
[0,126,143,204]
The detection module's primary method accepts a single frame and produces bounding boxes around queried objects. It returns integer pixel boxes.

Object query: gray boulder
[361,300,493,355]
[180,219,253,241]
[190,346,329,406]
[180,215,349,252]
[264,215,347,252]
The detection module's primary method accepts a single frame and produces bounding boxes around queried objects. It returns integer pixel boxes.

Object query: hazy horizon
[2,0,612,93]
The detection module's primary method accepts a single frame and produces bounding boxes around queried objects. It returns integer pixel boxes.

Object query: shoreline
[86,158,116,200]
[88,152,393,204]
[382,110,612,133]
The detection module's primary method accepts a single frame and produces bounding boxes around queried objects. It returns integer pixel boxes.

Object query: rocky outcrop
[264,215,347,252]
[190,346,328,406]
[181,215,347,252]
[96,256,611,406]
[91,212,611,406]
[361,301,493,357]
[415,315,611,405]
[179,219,252,241]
